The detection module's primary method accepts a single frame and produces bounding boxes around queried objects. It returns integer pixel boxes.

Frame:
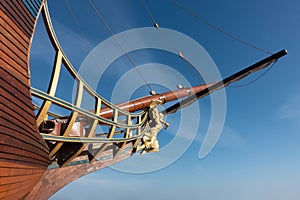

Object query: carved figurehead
[137,100,169,154]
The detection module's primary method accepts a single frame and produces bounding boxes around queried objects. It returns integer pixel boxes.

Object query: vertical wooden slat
[49,80,83,158]
[114,115,132,158]
[36,51,62,126]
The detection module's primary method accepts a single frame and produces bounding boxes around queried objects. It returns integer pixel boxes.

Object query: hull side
[25,143,133,200]
[0,1,49,199]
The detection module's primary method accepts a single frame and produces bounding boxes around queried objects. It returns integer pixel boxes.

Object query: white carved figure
[137,100,169,154]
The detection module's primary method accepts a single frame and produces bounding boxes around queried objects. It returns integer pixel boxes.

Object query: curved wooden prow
[0,1,50,200]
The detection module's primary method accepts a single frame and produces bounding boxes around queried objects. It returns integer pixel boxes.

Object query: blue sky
[30,0,300,199]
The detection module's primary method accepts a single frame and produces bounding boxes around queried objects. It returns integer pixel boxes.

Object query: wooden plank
[0,160,46,170]
[49,80,83,158]
[0,127,49,160]
[0,161,46,198]
[0,173,43,198]
[0,40,28,69]
[0,179,41,195]
[0,22,28,52]
[26,143,133,200]
[0,9,30,48]
[5,0,35,29]
[0,125,49,155]
[0,142,49,165]
[0,83,36,116]
[0,100,37,131]
[0,118,48,152]
[0,23,28,55]
[0,130,49,159]
[0,100,36,126]
[0,146,48,167]
[0,66,30,92]
[0,81,36,117]
[36,51,63,126]
[60,97,102,167]
[0,78,35,109]
[0,113,42,143]
[0,34,28,73]
[0,111,37,137]
[0,173,43,186]
[16,0,35,22]
[0,57,30,83]
[0,1,48,199]
[0,91,35,121]
[22,0,38,17]
[0,151,48,167]
[0,1,33,37]
[0,169,43,178]
[0,180,39,200]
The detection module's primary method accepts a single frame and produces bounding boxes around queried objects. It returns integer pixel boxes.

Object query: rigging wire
[170,0,273,55]
[87,0,154,92]
[141,0,159,28]
[141,0,179,58]
[65,0,91,51]
[141,0,193,88]
[229,60,278,87]
[141,0,274,89]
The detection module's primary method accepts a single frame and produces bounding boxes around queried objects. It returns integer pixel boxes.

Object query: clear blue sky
[30,0,300,199]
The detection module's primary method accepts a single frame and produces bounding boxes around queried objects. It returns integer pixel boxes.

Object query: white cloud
[50,173,157,200]
[217,125,247,149]
[277,91,300,119]
[51,174,300,200]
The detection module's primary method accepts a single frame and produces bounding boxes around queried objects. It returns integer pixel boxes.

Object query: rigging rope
[141,0,193,88]
[87,0,154,92]
[141,0,159,28]
[229,60,278,87]
[65,0,90,51]
[170,0,273,55]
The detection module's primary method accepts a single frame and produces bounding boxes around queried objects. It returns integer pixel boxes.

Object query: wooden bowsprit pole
[164,49,287,114]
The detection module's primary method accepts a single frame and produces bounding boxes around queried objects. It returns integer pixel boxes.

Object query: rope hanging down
[141,0,195,88]
[141,0,159,28]
[170,0,273,55]
[87,0,154,92]
[65,0,90,51]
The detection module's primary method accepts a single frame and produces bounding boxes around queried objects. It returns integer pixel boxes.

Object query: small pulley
[177,84,183,89]
[177,51,184,59]
[149,90,157,95]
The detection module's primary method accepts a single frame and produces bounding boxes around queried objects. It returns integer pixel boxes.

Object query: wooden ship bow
[0,0,50,199]
[0,1,287,200]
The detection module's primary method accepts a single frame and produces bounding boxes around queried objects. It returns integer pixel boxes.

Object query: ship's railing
[31,2,148,167]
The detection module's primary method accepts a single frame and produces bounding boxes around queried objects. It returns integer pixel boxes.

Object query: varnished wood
[26,143,132,200]
[0,14,30,48]
[0,1,49,200]
[60,97,102,167]
[0,39,28,69]
[0,124,49,155]
[36,50,63,126]
[0,56,30,82]
[0,1,34,37]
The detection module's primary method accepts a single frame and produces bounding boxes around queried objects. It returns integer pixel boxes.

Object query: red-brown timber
[0,1,48,199]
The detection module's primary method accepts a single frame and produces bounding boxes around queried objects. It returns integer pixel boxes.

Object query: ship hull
[0,1,50,199]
